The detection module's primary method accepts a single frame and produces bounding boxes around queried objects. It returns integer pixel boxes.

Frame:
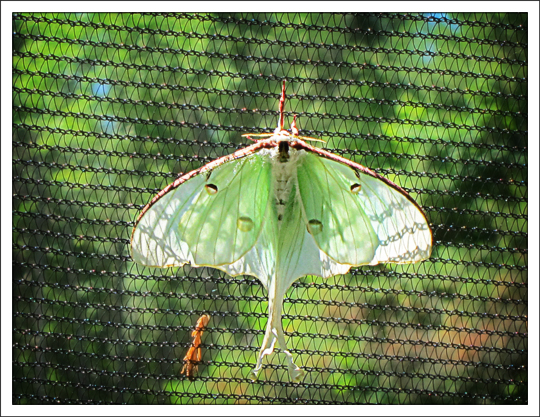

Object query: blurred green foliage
[13,13,527,404]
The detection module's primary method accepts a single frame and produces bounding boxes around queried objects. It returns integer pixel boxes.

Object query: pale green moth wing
[217,179,278,289]
[131,153,272,268]
[276,173,351,284]
[297,152,432,266]
[178,155,272,266]
[248,172,352,382]
[355,172,432,263]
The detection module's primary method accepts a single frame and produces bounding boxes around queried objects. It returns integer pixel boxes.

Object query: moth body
[260,139,303,224]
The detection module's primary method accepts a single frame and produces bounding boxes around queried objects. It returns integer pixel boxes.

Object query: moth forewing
[130,141,275,268]
[291,140,433,265]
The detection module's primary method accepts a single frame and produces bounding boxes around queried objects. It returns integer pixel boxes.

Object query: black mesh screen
[12,12,527,405]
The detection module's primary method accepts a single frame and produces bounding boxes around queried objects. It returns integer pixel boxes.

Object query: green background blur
[13,13,527,404]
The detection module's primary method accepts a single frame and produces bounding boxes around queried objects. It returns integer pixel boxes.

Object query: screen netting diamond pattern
[12,12,527,405]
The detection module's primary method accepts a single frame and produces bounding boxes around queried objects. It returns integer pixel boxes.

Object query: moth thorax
[278,140,290,163]
[271,146,298,223]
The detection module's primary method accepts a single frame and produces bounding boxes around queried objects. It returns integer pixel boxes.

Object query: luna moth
[131,81,432,382]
